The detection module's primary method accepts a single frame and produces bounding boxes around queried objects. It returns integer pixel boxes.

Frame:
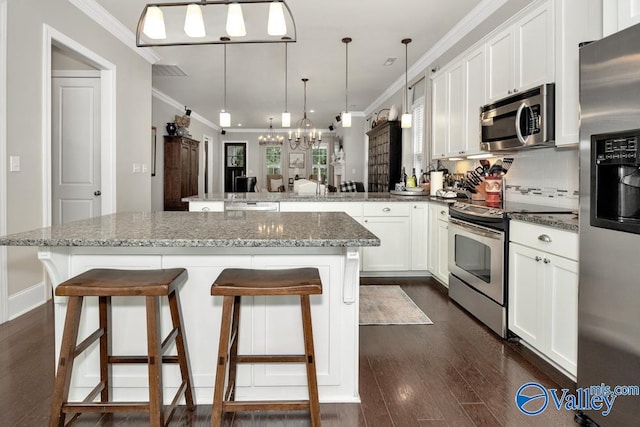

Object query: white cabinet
[362,203,411,272]
[555,0,603,146]
[509,220,578,378]
[428,203,449,286]
[410,203,429,271]
[604,0,640,36]
[487,2,553,102]
[279,201,363,219]
[431,72,448,159]
[464,46,486,154]
[431,46,487,159]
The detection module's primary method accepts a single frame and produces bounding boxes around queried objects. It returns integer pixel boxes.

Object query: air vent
[383,57,396,66]
[152,64,187,77]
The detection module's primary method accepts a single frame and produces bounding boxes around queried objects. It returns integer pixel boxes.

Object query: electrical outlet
[142,164,148,173]
[9,156,20,172]
[133,163,141,173]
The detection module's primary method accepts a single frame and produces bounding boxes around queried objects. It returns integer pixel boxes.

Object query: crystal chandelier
[288,78,321,150]
[258,118,284,145]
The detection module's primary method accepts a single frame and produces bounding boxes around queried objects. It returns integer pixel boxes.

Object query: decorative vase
[176,126,188,137]
[166,122,177,135]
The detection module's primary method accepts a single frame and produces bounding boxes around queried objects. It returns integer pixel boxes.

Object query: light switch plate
[132,163,141,173]
[9,156,20,172]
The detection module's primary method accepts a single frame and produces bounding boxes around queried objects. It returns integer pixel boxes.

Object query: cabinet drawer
[363,202,410,217]
[188,201,224,212]
[510,220,578,260]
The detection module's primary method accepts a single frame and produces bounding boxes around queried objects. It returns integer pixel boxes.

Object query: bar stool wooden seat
[211,268,322,427]
[49,268,195,427]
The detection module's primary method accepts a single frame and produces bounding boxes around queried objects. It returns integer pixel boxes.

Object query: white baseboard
[8,281,50,320]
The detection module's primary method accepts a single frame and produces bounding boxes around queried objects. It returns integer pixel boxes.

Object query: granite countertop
[184,192,455,204]
[509,213,579,232]
[0,211,380,248]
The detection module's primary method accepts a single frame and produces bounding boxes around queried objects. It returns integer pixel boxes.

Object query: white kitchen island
[0,211,379,405]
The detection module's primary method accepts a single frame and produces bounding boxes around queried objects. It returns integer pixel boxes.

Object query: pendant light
[342,37,352,127]
[226,3,247,37]
[282,41,291,127]
[142,6,166,40]
[220,42,231,127]
[268,1,287,36]
[184,4,206,38]
[401,38,412,129]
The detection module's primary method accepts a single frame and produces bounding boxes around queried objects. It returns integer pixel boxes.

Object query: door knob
[94,190,102,196]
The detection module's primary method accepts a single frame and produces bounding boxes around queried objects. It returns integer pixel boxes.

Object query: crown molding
[364,0,509,116]
[152,88,220,131]
[69,0,161,64]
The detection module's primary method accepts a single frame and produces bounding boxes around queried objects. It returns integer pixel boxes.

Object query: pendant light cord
[345,40,349,112]
[284,43,288,113]
[224,44,227,111]
[404,41,408,114]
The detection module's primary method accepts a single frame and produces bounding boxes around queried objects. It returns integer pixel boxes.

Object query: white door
[52,77,101,225]
[447,63,465,156]
[487,28,514,101]
[508,243,544,346]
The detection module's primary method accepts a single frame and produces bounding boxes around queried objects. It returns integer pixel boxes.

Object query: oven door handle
[449,218,502,240]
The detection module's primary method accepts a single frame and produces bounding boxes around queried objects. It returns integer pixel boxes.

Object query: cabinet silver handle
[535,256,542,262]
[441,210,446,215]
[543,258,550,264]
[202,207,210,211]
[364,219,368,223]
[538,234,552,243]
[94,190,101,196]
[413,205,417,209]
[382,207,391,212]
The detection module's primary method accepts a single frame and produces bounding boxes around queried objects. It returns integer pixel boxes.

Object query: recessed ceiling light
[383,57,396,66]
[309,109,315,113]
[237,123,242,127]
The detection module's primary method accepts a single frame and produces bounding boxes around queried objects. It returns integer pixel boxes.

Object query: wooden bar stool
[49,268,195,427]
[210,268,322,427]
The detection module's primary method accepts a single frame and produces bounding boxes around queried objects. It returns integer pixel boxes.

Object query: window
[412,96,425,172]
[311,145,328,182]
[265,146,282,175]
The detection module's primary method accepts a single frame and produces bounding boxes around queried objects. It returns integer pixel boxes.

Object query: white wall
[335,116,367,183]
[5,0,151,298]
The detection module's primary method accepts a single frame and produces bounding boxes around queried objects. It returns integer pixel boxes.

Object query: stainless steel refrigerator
[578,24,640,426]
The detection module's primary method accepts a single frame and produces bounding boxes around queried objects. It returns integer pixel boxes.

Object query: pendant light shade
[401,38,412,129]
[226,3,247,37]
[282,112,291,128]
[142,6,166,40]
[268,2,287,36]
[184,4,206,38]
[342,112,352,127]
[342,37,352,128]
[220,111,231,127]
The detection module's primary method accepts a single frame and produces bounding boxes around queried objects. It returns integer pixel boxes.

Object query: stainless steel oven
[448,203,507,338]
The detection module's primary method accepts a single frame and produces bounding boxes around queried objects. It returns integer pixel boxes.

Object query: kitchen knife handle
[538,234,552,243]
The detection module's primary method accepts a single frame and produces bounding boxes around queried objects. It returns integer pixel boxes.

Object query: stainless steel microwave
[479,83,555,151]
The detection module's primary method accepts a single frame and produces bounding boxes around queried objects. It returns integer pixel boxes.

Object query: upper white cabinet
[430,0,603,155]
[604,0,640,36]
[487,2,553,102]
[431,46,487,159]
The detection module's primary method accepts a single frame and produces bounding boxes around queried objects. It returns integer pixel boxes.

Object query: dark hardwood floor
[0,277,577,426]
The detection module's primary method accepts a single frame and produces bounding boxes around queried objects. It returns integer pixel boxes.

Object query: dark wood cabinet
[366,120,402,192]
[164,135,199,211]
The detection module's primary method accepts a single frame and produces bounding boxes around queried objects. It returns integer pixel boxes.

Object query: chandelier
[258,118,284,145]
[136,0,297,47]
[288,78,321,150]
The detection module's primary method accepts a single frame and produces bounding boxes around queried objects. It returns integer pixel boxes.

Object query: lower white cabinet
[188,201,224,212]
[428,204,449,286]
[362,215,410,271]
[508,220,578,378]
[410,203,429,270]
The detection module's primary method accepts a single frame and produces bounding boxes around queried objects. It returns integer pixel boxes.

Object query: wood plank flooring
[0,277,577,426]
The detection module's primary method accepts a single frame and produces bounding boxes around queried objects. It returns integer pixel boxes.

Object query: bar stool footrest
[236,354,307,363]
[108,355,179,364]
[222,400,311,412]
[62,402,150,413]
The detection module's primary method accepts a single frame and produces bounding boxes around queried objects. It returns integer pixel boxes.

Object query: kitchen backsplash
[447,147,579,210]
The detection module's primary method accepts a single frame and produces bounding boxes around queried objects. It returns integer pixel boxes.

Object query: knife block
[471,180,486,201]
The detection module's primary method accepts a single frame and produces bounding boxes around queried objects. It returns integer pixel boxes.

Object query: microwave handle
[515,102,529,144]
